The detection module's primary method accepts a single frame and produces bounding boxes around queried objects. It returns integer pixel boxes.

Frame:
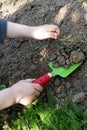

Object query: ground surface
[0,0,87,125]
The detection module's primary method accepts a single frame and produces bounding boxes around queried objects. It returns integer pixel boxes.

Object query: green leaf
[0,84,6,90]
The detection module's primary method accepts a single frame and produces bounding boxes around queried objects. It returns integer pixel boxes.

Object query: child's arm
[0,79,43,110]
[0,87,16,110]
[7,21,60,40]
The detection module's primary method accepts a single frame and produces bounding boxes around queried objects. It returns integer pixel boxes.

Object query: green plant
[3,91,87,130]
[59,36,77,46]
[0,84,6,90]
[59,36,66,43]
[40,8,48,17]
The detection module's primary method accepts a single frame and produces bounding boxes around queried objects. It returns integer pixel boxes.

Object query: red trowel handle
[33,73,52,86]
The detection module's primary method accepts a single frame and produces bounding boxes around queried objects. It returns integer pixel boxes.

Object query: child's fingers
[19,97,32,105]
[46,32,58,39]
[34,85,43,92]
[46,25,60,33]
[24,79,35,82]
[49,27,59,33]
[19,92,39,105]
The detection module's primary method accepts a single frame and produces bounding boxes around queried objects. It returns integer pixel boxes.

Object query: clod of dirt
[70,50,85,64]
[50,53,57,61]
[50,48,85,68]
[57,55,66,66]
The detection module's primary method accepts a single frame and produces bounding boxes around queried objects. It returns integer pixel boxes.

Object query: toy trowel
[33,61,83,86]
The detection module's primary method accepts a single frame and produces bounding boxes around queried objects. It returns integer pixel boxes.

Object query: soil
[0,0,87,127]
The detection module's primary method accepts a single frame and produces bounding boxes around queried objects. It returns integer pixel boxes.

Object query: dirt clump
[70,50,85,64]
[50,48,85,68]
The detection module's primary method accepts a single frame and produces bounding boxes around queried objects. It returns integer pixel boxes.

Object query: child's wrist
[11,86,22,104]
[10,87,17,104]
[24,26,35,38]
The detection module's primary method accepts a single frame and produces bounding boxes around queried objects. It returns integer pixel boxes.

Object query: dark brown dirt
[0,0,87,126]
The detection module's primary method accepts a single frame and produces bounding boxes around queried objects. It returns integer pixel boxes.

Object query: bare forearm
[6,21,34,38]
[0,87,16,110]
[6,22,60,40]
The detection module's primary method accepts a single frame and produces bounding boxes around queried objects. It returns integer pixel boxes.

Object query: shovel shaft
[33,73,52,86]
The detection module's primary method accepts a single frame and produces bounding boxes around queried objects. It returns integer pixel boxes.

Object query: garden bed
[0,0,87,129]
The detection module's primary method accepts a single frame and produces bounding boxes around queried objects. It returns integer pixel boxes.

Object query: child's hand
[11,79,43,106]
[32,24,60,40]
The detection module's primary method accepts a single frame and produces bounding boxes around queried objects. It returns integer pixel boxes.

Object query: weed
[40,8,48,17]
[0,84,6,90]
[59,36,77,46]
[3,91,87,130]
[65,48,72,53]
[59,36,66,43]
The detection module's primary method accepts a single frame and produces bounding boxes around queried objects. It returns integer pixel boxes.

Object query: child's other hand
[11,79,43,106]
[32,24,60,40]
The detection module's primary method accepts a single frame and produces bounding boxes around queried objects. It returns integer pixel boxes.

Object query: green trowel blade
[48,61,83,78]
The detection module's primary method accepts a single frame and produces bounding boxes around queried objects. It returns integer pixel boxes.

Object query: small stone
[54,78,61,86]
[66,59,70,65]
[73,92,85,103]
[56,85,64,94]
[66,82,71,89]
[57,51,60,55]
